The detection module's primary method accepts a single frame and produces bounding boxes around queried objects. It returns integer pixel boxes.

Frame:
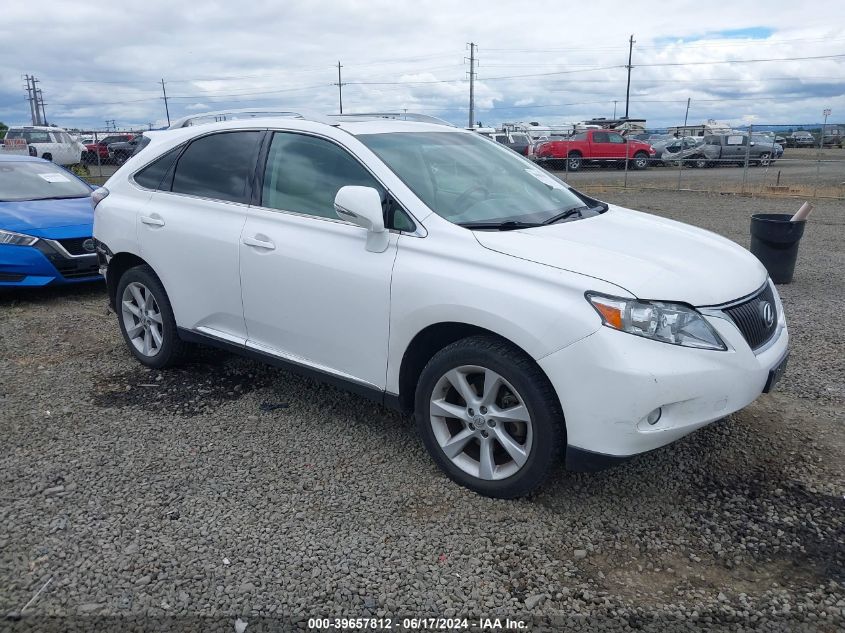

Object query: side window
[592,132,609,143]
[171,131,262,203]
[261,133,382,220]
[134,146,183,190]
[608,133,626,144]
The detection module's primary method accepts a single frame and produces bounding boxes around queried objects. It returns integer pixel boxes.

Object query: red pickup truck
[534,130,655,171]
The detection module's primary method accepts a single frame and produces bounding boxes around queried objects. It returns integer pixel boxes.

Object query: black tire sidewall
[414,337,564,498]
[115,265,182,369]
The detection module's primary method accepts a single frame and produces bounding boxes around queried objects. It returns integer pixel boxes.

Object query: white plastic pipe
[791,202,813,222]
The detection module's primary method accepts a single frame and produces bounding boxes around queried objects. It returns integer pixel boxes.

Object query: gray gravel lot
[1,190,843,632]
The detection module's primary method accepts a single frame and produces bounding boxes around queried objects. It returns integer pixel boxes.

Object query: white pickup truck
[2,126,85,165]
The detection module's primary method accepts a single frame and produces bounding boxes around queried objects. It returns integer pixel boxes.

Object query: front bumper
[539,310,789,466]
[0,242,101,287]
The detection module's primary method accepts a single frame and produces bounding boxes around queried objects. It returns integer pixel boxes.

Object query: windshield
[358,131,591,225]
[0,161,91,201]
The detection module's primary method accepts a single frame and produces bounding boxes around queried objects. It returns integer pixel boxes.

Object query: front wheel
[566,152,582,171]
[116,265,185,369]
[631,152,649,170]
[693,157,708,169]
[415,336,565,498]
[757,152,771,167]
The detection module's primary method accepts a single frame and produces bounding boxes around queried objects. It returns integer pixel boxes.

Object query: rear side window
[592,132,609,143]
[134,147,182,190]
[171,131,262,203]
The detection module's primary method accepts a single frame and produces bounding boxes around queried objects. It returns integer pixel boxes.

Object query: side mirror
[334,186,389,253]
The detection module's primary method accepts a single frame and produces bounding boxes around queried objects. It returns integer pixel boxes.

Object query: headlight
[587,292,727,351]
[0,229,39,247]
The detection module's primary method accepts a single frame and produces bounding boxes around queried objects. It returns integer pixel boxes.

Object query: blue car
[0,154,101,287]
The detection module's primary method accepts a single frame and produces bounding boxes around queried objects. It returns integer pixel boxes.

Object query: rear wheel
[42,153,52,162]
[566,152,582,171]
[116,265,185,369]
[757,152,771,167]
[415,336,565,498]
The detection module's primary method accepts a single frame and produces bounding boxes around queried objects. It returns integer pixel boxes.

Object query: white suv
[93,115,789,498]
[4,125,85,166]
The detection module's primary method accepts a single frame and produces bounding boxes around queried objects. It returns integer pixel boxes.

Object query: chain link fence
[539,124,845,200]
[72,128,143,184]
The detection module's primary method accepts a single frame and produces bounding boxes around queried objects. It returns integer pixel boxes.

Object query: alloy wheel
[121,282,164,357]
[429,365,533,481]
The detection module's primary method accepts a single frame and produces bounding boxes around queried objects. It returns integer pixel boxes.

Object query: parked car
[785,131,815,148]
[0,154,100,286]
[699,134,778,167]
[534,129,656,170]
[491,131,532,156]
[93,116,788,498]
[821,126,844,148]
[660,136,709,168]
[751,136,784,159]
[4,126,85,166]
[108,135,149,165]
[82,134,134,165]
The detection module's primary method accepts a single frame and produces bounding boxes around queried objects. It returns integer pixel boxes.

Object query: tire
[115,265,186,369]
[631,151,649,170]
[566,152,582,171]
[42,153,52,162]
[414,335,565,498]
[756,152,771,167]
[693,157,708,169]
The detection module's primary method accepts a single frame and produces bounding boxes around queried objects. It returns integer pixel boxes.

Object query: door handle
[243,235,276,250]
[140,215,165,227]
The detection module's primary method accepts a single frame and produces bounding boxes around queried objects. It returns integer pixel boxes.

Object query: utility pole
[24,75,38,125]
[36,84,47,126]
[160,79,171,126]
[683,97,691,127]
[467,42,477,129]
[333,62,346,114]
[624,34,635,119]
[612,100,618,119]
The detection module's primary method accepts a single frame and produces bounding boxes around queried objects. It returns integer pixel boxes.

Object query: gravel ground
[1,190,843,632]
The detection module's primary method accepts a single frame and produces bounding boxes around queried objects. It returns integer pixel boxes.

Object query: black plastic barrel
[750,213,806,284]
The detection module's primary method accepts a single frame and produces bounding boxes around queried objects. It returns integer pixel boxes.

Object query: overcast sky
[2,0,844,131]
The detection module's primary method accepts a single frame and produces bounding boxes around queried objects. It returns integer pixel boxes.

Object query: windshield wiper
[543,203,607,225]
[458,220,543,231]
[31,195,89,201]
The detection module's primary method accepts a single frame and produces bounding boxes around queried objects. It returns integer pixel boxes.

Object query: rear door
[137,130,263,341]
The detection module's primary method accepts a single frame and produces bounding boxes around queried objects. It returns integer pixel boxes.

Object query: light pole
[815,108,831,195]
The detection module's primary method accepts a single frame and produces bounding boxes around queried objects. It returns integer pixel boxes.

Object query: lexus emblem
[82,238,96,253]
[759,301,774,328]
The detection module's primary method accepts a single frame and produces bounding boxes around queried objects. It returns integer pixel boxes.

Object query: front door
[239,131,397,389]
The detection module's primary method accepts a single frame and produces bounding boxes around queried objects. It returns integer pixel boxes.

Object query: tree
[0,122,7,139]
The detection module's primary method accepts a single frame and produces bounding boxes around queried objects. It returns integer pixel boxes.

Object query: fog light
[646,408,662,425]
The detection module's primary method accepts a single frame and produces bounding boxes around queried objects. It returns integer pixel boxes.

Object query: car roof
[153,117,467,139]
[7,125,68,132]
[0,153,50,163]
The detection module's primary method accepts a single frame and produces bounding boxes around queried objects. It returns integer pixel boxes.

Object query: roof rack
[167,108,335,130]
[328,112,455,127]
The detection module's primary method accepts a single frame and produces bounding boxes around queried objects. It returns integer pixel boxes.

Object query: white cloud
[1,0,843,130]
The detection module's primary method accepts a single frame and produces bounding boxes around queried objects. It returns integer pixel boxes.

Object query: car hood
[0,197,94,233]
[473,205,767,306]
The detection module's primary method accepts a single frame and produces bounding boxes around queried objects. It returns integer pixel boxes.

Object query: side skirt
[177,327,404,412]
